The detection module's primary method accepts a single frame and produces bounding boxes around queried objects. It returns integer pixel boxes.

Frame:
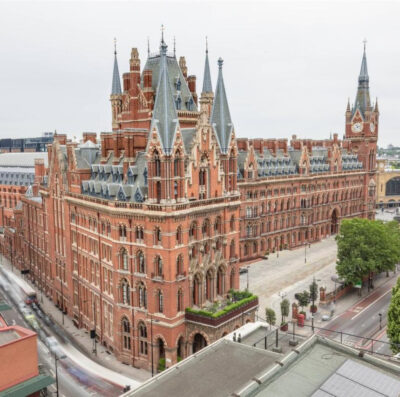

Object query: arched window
[120,248,128,271]
[138,322,148,355]
[230,215,235,231]
[230,269,235,290]
[136,251,145,273]
[189,222,197,240]
[135,226,144,242]
[202,219,210,237]
[154,151,161,177]
[176,255,183,276]
[156,181,162,203]
[193,274,201,306]
[120,279,130,305]
[158,290,164,313]
[230,240,235,258]
[214,217,222,234]
[174,155,181,177]
[138,283,147,308]
[121,317,131,350]
[177,289,183,312]
[217,266,225,295]
[176,226,182,245]
[155,256,163,277]
[154,227,161,245]
[119,224,127,239]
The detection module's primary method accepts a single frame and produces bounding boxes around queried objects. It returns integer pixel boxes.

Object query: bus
[4,270,38,305]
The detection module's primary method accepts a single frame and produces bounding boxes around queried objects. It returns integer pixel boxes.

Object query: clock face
[370,122,375,132]
[351,122,363,133]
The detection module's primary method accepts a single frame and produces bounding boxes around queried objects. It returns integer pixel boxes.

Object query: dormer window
[186,98,194,111]
[175,78,181,91]
[176,97,182,110]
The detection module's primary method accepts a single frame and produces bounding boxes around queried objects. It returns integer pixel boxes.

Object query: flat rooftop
[130,339,280,397]
[0,329,21,346]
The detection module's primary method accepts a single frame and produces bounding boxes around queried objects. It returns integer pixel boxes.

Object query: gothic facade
[0,36,377,370]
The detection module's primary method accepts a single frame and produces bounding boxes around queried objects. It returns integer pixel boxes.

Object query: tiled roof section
[111,51,122,95]
[210,58,233,154]
[181,128,197,153]
[202,49,213,93]
[142,51,197,112]
[149,41,180,155]
[0,152,48,167]
[256,151,297,177]
[354,45,371,116]
[81,151,148,203]
[0,166,35,186]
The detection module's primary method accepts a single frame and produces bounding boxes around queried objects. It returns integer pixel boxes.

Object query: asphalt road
[0,271,124,397]
[318,277,397,357]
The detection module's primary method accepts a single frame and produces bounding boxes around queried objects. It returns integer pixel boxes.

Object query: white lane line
[351,289,391,320]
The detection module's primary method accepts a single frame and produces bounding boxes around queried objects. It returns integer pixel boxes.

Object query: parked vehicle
[45,336,66,359]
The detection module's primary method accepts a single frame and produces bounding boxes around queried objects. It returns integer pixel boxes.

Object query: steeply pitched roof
[210,58,233,154]
[354,44,371,116]
[150,40,180,155]
[202,48,213,94]
[111,50,122,95]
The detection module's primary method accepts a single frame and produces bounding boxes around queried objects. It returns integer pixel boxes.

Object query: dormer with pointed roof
[210,58,233,155]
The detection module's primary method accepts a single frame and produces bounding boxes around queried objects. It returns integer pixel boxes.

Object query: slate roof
[202,49,213,93]
[149,41,180,155]
[354,45,371,116]
[111,51,122,95]
[142,48,197,113]
[210,58,233,154]
[0,167,35,186]
[181,128,197,153]
[0,152,48,167]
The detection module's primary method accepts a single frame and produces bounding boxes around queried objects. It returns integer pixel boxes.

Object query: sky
[0,1,399,148]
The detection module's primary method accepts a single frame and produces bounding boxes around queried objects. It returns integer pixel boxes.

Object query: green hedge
[185,294,257,319]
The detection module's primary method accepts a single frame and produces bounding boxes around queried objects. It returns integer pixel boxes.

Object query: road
[0,269,129,396]
[318,276,396,357]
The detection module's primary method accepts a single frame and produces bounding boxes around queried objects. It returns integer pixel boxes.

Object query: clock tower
[345,41,378,219]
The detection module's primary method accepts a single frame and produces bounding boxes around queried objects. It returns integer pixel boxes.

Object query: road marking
[50,370,55,377]
[351,289,391,320]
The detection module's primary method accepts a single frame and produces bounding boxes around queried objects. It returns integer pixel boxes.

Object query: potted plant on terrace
[265,307,276,330]
[280,298,290,331]
[309,279,319,314]
[295,291,310,320]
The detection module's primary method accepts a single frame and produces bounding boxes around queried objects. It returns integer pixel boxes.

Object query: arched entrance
[177,337,185,361]
[192,333,207,353]
[157,338,165,370]
[331,209,338,234]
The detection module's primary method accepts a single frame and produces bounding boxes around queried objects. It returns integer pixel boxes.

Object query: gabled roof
[210,58,233,154]
[150,41,180,155]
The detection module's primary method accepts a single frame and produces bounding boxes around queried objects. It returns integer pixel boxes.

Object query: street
[0,267,133,397]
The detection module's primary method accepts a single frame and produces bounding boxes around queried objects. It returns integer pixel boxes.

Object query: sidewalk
[0,255,151,384]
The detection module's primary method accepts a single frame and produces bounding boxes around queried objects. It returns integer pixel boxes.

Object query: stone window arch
[121,317,131,351]
[176,254,184,276]
[154,226,162,245]
[177,289,183,312]
[138,282,147,308]
[155,255,163,277]
[120,278,130,305]
[136,250,145,273]
[119,248,129,271]
[157,290,164,313]
[176,226,182,245]
[138,321,148,355]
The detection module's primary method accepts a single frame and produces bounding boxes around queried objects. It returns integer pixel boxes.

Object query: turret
[110,39,122,130]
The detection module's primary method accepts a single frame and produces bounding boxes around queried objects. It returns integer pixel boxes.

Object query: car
[239,268,248,275]
[321,314,331,321]
[25,314,40,330]
[45,336,66,359]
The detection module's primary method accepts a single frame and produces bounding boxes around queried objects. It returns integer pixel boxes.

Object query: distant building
[0,132,53,153]
[0,320,54,396]
[376,158,400,207]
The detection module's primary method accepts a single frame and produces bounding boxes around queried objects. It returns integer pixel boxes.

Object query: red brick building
[3,37,377,371]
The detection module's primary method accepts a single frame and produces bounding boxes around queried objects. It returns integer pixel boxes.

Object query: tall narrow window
[122,317,131,350]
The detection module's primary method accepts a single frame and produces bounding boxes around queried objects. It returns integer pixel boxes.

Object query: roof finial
[161,24,165,44]
[147,36,150,56]
[173,36,176,57]
[114,37,117,56]
[206,36,208,54]
[218,57,223,70]
[363,38,367,52]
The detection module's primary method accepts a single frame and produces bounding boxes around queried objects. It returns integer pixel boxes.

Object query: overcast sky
[0,1,399,147]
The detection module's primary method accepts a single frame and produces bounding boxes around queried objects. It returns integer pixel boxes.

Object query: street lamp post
[55,354,60,397]
[93,299,97,355]
[333,279,337,304]
[304,241,308,264]
[379,313,382,330]
[246,266,250,290]
[60,276,64,326]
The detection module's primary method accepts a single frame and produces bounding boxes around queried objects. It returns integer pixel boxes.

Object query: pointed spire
[150,38,179,155]
[210,58,233,154]
[354,39,371,115]
[173,36,176,57]
[202,37,213,94]
[375,97,379,112]
[147,36,150,56]
[346,98,351,112]
[111,38,122,95]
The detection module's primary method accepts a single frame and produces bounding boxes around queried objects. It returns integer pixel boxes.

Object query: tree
[295,291,310,312]
[336,218,400,290]
[387,278,400,353]
[280,299,290,324]
[309,279,318,309]
[265,307,276,329]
